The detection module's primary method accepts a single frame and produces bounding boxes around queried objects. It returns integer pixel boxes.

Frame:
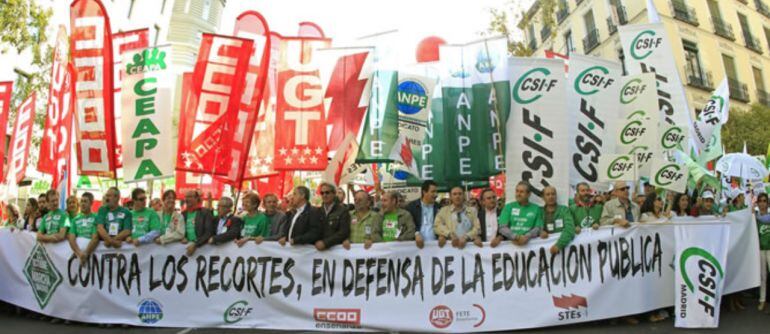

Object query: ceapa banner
[567,54,622,191]
[506,57,568,206]
[675,223,730,328]
[6,93,36,185]
[111,28,150,168]
[439,37,509,182]
[0,81,11,181]
[70,0,118,177]
[0,211,758,332]
[649,158,687,193]
[598,154,636,182]
[619,23,692,134]
[120,45,175,182]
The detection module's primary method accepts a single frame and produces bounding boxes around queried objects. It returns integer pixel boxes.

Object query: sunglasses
[321,191,334,195]
[137,197,147,201]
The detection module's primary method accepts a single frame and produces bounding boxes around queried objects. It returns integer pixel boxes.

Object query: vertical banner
[0,81,11,179]
[390,72,436,176]
[650,158,687,193]
[6,94,36,185]
[693,80,729,166]
[272,34,332,170]
[439,37,509,182]
[121,45,175,182]
[598,154,636,182]
[216,11,272,186]
[356,70,399,162]
[174,170,224,200]
[176,33,253,175]
[506,58,568,206]
[675,223,730,328]
[616,73,659,179]
[70,0,117,177]
[112,28,150,167]
[619,24,693,146]
[567,54,622,190]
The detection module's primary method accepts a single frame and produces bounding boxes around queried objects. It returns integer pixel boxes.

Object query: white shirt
[288,204,307,239]
[485,209,498,241]
[216,216,228,235]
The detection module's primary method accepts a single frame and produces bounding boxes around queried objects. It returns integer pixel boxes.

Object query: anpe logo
[314,308,361,326]
[620,78,646,104]
[137,299,163,324]
[396,80,428,115]
[224,300,252,324]
[429,305,454,329]
[553,294,588,321]
[679,247,724,317]
[607,156,633,179]
[630,29,662,60]
[475,48,497,73]
[574,66,613,95]
[655,164,684,186]
[513,67,557,104]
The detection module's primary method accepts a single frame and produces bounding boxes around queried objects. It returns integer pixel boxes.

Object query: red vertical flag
[0,81,12,178]
[6,94,36,185]
[111,28,149,167]
[273,33,331,170]
[323,50,370,150]
[70,0,117,177]
[176,33,253,176]
[175,170,224,200]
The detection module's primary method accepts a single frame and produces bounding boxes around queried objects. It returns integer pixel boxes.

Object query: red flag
[214,11,272,187]
[112,28,150,167]
[176,33,253,175]
[545,50,569,72]
[298,22,325,38]
[6,94,36,185]
[253,171,293,199]
[0,81,12,178]
[70,0,117,177]
[273,33,331,170]
[324,51,370,150]
[174,170,224,200]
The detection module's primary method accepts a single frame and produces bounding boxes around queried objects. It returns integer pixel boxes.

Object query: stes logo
[655,163,684,186]
[429,305,454,329]
[513,67,557,104]
[620,78,647,104]
[574,66,614,95]
[630,30,662,60]
[679,247,724,318]
[553,294,588,321]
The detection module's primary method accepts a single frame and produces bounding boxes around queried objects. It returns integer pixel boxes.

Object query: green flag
[357,70,400,163]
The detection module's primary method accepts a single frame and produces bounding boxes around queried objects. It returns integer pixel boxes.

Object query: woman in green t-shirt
[3,204,23,230]
[236,192,271,247]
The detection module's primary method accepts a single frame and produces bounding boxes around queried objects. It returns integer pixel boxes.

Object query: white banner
[567,54,622,191]
[507,58,569,206]
[0,211,758,332]
[675,223,730,328]
[650,157,687,193]
[598,154,636,182]
[692,79,729,154]
[120,46,175,182]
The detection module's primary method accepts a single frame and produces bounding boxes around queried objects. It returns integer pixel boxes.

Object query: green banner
[357,70,399,163]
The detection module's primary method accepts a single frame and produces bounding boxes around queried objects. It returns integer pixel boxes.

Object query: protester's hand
[456,237,467,249]
[415,234,424,249]
[278,237,287,246]
[125,237,133,244]
[540,231,549,239]
[235,238,248,247]
[550,245,560,255]
[254,236,264,245]
[181,238,188,244]
[451,236,459,248]
[208,237,214,245]
[490,236,502,248]
[513,235,529,246]
[132,239,140,247]
[591,223,599,230]
[342,239,351,250]
[438,235,447,248]
[186,244,196,256]
[364,239,373,250]
[154,238,162,245]
[473,238,483,248]
[113,240,123,248]
[575,226,582,234]
[616,220,630,228]
[315,240,326,251]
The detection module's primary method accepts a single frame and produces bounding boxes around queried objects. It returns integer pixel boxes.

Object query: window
[738,13,751,40]
[683,40,703,79]
[564,31,574,55]
[764,27,770,51]
[202,0,212,21]
[722,54,737,80]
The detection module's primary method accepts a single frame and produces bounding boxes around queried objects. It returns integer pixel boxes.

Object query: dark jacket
[265,211,288,241]
[477,207,502,242]
[212,214,244,244]
[321,202,351,248]
[285,204,322,244]
[405,199,441,232]
[183,207,215,247]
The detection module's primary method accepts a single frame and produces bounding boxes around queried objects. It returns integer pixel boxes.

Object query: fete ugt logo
[23,243,63,309]
[679,247,724,318]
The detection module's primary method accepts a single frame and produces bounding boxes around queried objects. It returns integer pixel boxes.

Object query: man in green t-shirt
[128,188,163,246]
[492,181,543,247]
[68,192,100,264]
[36,190,70,243]
[570,182,604,232]
[96,187,133,248]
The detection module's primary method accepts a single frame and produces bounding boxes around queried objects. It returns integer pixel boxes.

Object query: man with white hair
[209,196,244,245]
[599,181,638,228]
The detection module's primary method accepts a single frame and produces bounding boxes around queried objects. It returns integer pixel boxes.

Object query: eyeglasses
[137,197,147,201]
[321,191,334,195]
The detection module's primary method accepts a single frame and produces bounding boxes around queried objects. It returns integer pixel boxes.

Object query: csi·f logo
[679,247,724,317]
[127,48,167,74]
[620,111,647,145]
[630,30,662,60]
[620,78,646,104]
[654,163,684,186]
[513,67,557,104]
[607,155,633,179]
[661,126,685,150]
[574,66,614,95]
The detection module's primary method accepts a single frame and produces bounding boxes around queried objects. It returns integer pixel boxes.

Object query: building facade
[520,0,770,112]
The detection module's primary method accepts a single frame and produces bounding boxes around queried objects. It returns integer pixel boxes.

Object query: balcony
[670,1,699,26]
[607,17,618,35]
[528,38,537,51]
[728,78,750,103]
[685,64,714,91]
[712,17,736,41]
[757,0,770,19]
[541,25,552,41]
[616,5,629,25]
[757,89,770,107]
[557,7,569,24]
[744,32,763,54]
[582,28,600,53]
[736,0,748,4]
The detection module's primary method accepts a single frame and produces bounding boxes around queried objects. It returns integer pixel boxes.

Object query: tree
[722,103,770,156]
[485,0,558,56]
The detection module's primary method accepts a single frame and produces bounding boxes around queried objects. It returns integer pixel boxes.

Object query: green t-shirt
[185,211,198,242]
[382,212,400,242]
[570,201,603,228]
[131,209,162,239]
[96,206,132,237]
[499,201,543,236]
[757,212,770,250]
[69,213,97,238]
[38,209,70,236]
[241,212,270,238]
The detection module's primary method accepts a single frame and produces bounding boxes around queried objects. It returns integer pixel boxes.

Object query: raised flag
[6,94,36,184]
[112,28,150,167]
[693,79,729,164]
[0,81,11,178]
[659,124,688,153]
[356,70,399,162]
[272,33,332,170]
[598,154,636,182]
[322,134,360,186]
[71,0,117,177]
[616,73,659,178]
[391,71,436,178]
[650,157,687,193]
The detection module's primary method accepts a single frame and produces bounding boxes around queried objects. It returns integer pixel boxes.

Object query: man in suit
[279,186,322,246]
[182,190,215,256]
[477,188,501,242]
[316,183,351,250]
[406,180,441,248]
[209,196,244,245]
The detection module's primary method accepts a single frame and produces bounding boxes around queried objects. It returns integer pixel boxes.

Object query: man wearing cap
[693,190,722,217]
[599,181,639,228]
